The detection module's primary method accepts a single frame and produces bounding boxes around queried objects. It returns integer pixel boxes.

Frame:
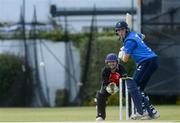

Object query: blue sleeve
[124,40,137,54]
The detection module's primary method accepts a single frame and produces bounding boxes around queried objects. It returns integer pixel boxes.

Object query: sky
[0,0,136,23]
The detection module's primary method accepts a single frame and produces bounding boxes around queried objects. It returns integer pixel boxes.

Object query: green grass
[0,105,179,122]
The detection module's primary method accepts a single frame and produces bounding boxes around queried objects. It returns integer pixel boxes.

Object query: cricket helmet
[115,21,129,36]
[115,21,128,31]
[105,53,118,63]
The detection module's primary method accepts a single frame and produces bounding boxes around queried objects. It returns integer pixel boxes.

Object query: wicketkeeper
[95,53,127,121]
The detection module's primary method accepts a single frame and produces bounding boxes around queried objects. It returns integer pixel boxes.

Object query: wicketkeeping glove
[106,82,119,95]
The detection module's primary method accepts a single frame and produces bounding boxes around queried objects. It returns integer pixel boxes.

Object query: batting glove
[118,50,125,60]
[120,46,124,51]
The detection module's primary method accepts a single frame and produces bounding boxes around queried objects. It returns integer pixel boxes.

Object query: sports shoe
[96,117,104,121]
[130,113,143,120]
[141,110,151,120]
[141,110,160,120]
[130,110,149,120]
[141,115,151,120]
[152,110,160,119]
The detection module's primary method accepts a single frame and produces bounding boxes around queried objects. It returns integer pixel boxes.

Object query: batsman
[96,53,127,121]
[116,21,160,120]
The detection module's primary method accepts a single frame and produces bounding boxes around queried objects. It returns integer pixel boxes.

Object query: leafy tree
[0,53,33,106]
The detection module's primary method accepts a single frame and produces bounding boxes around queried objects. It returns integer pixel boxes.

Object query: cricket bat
[126,13,145,39]
[125,13,132,30]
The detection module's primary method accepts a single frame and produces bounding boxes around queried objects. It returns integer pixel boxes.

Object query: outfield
[0,105,179,122]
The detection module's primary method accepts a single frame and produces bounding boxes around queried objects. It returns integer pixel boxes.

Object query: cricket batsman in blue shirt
[115,21,160,120]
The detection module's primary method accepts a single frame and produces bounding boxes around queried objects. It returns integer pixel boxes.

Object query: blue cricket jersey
[123,32,157,64]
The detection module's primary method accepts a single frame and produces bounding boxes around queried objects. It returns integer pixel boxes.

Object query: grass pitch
[0,105,179,122]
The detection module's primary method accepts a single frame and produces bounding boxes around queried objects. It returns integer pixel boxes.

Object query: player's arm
[101,67,110,87]
[101,67,119,94]
[118,64,128,77]
[119,40,136,62]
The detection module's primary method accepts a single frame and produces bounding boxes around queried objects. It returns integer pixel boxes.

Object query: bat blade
[125,13,132,30]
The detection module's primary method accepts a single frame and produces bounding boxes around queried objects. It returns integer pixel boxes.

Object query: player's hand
[120,46,124,51]
[106,82,119,95]
[118,50,125,59]
[142,34,145,40]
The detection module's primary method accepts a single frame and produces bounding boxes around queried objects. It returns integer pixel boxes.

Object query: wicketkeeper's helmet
[105,53,118,63]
